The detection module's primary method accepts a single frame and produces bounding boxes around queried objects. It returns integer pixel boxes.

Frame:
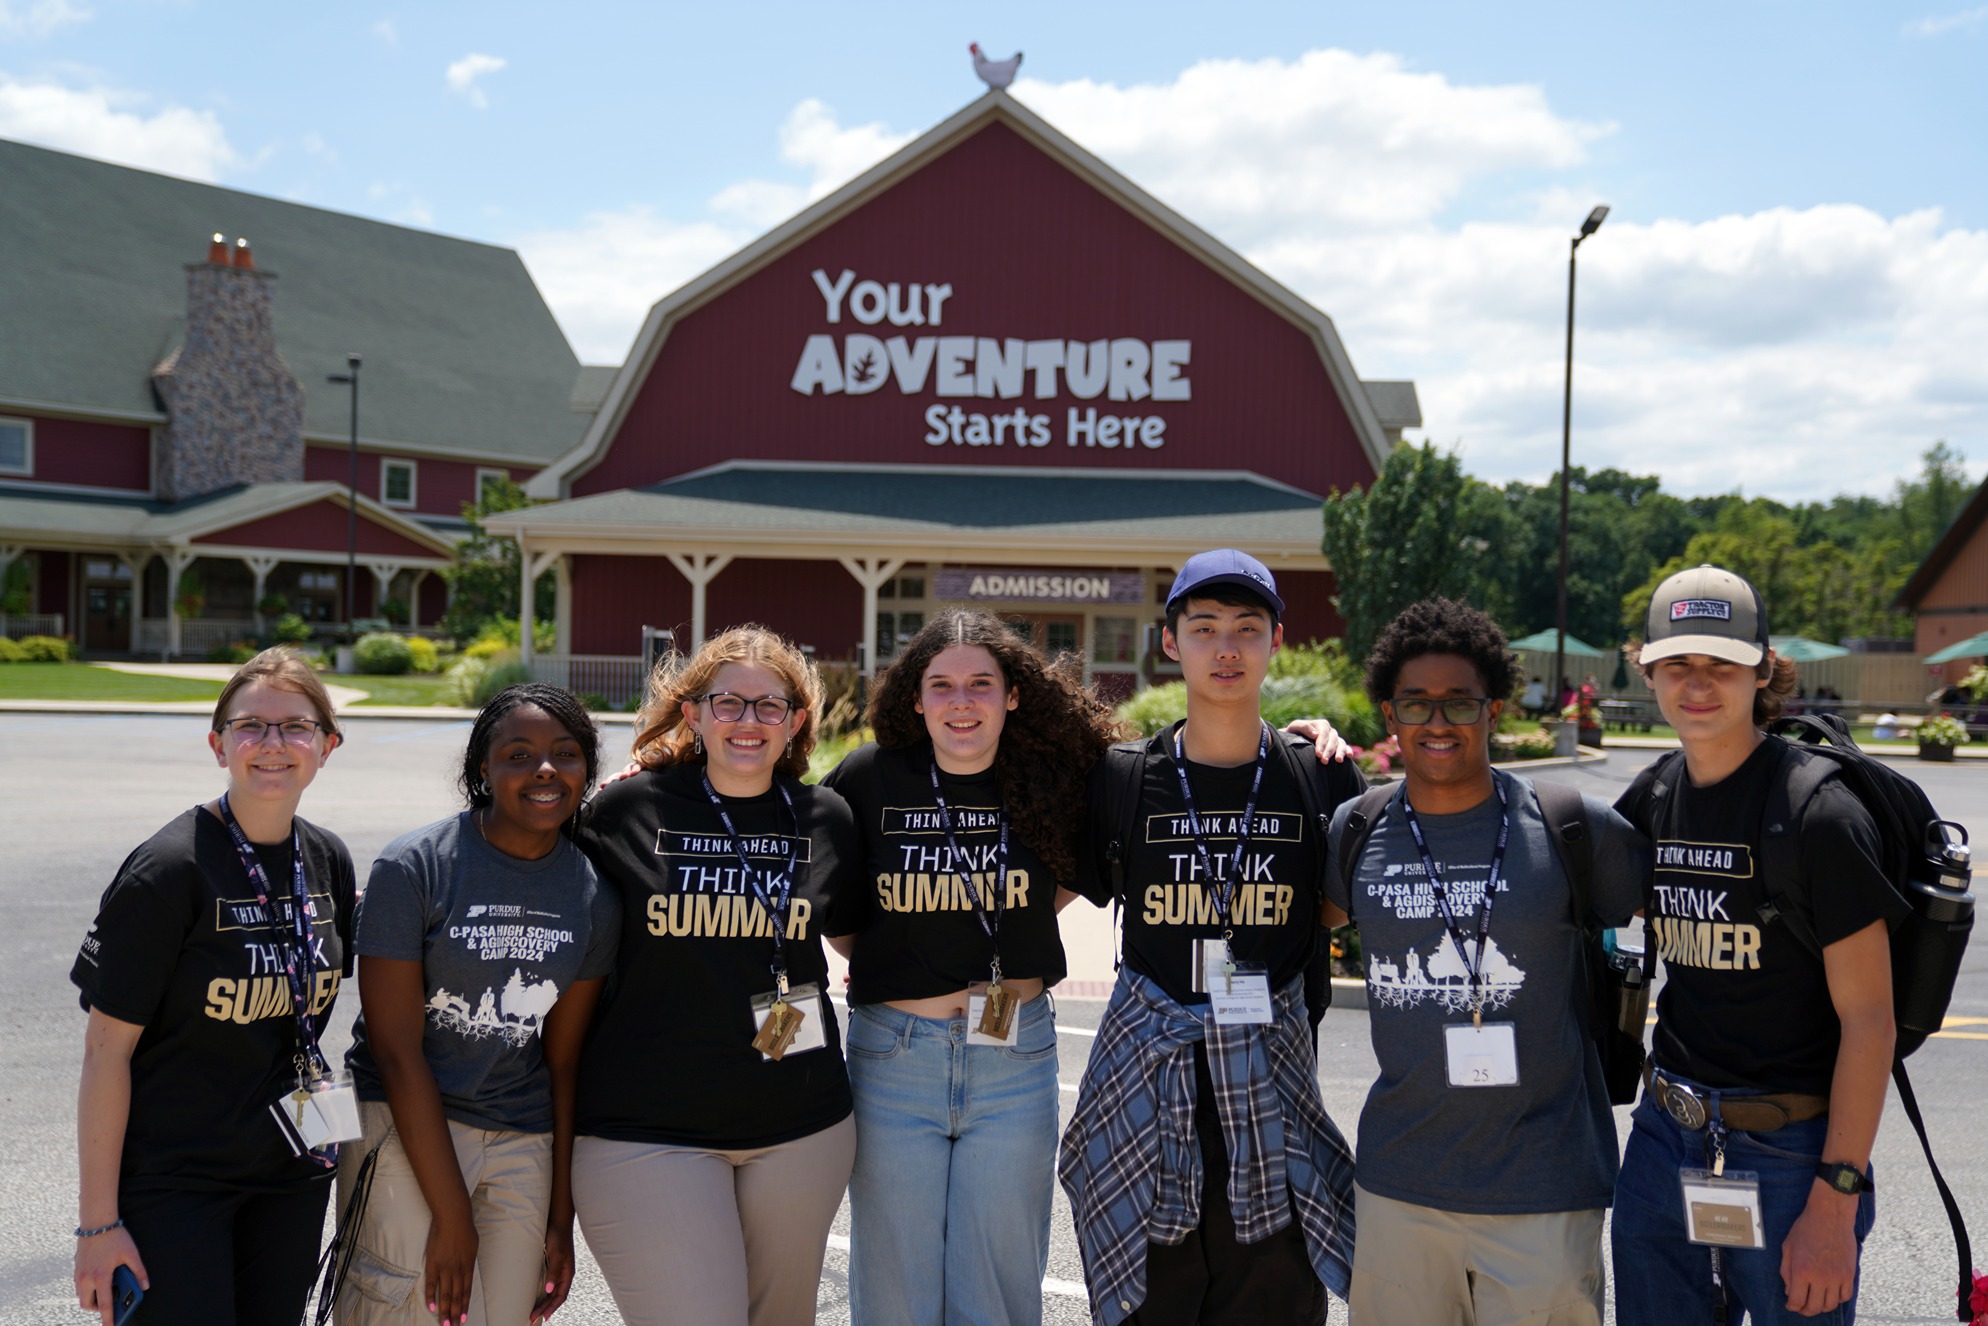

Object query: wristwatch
[1815,1161,1874,1195]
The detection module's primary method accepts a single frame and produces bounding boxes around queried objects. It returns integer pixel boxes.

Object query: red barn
[497,91,1416,699]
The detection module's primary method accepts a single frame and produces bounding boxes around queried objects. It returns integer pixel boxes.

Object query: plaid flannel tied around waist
[1057,969,1356,1326]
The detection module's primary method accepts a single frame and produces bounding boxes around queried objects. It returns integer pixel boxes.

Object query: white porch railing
[532,654,647,709]
[135,618,258,656]
[0,613,65,639]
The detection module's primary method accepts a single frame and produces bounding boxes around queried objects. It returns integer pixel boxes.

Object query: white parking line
[824,1234,1087,1297]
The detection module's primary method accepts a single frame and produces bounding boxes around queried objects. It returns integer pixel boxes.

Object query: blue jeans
[1612,1082,1876,1326]
[845,993,1060,1326]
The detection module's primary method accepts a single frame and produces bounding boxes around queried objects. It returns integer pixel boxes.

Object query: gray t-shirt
[1326,771,1650,1215]
[346,812,620,1133]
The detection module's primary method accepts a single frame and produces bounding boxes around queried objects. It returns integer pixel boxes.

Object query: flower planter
[1919,742,1957,763]
[1578,725,1604,749]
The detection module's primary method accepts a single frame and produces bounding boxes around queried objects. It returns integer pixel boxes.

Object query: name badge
[1679,1169,1765,1248]
[270,1071,362,1154]
[1209,963,1273,1025]
[750,983,828,1061]
[1444,1023,1520,1087]
[966,981,1020,1046]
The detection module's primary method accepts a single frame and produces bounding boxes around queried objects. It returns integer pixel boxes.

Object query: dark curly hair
[1364,598,1520,709]
[460,683,602,813]
[867,610,1125,880]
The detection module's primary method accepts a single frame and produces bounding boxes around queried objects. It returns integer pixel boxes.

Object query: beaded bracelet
[74,1218,124,1239]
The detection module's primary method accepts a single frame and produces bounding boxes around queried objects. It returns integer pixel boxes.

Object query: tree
[1321,443,1497,658]
[440,479,556,642]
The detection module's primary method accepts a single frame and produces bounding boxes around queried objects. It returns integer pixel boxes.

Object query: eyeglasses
[221,717,327,744]
[1388,696,1493,726]
[700,693,795,724]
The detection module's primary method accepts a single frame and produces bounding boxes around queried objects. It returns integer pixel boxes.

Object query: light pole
[326,355,362,643]
[1554,206,1608,710]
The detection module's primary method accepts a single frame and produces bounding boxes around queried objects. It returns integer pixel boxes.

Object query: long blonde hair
[631,625,823,777]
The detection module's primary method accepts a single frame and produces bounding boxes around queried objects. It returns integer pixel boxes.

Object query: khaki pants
[572,1115,856,1326]
[1349,1183,1605,1326]
[333,1100,553,1326]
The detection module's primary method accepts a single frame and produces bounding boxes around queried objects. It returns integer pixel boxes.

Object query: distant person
[1612,566,1900,1323]
[1558,676,1577,713]
[335,684,618,1326]
[1327,600,1650,1323]
[71,648,357,1325]
[1522,675,1548,718]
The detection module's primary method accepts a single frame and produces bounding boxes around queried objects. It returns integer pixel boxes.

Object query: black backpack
[1334,779,1651,1106]
[1620,714,1977,1321]
[1096,728,1341,1028]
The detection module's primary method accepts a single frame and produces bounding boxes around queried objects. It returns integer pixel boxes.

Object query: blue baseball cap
[1165,549,1285,616]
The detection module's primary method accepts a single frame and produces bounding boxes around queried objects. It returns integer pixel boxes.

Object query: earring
[692,732,703,755]
[476,778,491,797]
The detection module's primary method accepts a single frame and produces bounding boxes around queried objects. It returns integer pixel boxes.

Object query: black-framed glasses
[1388,696,1493,725]
[700,692,795,724]
[221,717,327,744]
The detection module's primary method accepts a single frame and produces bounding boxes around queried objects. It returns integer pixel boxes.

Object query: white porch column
[553,557,572,655]
[244,555,280,634]
[119,554,150,656]
[838,556,906,680]
[406,569,429,630]
[366,561,400,627]
[162,549,196,661]
[0,544,20,637]
[519,546,561,669]
[666,553,733,651]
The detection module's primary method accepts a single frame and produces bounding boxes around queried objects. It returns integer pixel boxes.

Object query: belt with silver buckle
[1642,1065,1828,1133]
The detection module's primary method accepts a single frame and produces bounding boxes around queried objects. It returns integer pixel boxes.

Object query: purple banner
[933,568,1148,605]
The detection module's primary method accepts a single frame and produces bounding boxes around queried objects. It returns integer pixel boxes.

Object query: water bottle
[1893,820,1974,1057]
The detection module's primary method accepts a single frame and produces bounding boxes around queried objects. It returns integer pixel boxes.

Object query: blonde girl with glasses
[562,626,865,1326]
[70,647,356,1326]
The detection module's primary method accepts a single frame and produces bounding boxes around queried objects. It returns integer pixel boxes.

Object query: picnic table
[1598,698,1656,732]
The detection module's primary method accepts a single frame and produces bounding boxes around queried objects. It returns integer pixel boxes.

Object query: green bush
[206,641,260,665]
[473,658,533,707]
[0,637,26,663]
[405,636,441,674]
[355,632,414,675]
[272,613,313,645]
[17,634,73,662]
[441,654,492,707]
[465,617,556,658]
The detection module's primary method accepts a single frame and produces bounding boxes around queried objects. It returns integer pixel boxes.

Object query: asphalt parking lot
[2,714,1984,1324]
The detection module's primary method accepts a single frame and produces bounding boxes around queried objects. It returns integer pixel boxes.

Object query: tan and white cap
[1639,564,1769,666]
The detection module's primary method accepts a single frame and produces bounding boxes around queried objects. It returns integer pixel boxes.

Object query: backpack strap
[1273,730,1332,844]
[1099,735,1156,972]
[1336,784,1399,900]
[1754,740,1833,960]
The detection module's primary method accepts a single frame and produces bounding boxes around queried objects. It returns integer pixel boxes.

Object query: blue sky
[4,0,1983,502]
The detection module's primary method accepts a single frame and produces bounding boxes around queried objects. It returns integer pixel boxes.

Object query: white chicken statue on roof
[970,43,1022,90]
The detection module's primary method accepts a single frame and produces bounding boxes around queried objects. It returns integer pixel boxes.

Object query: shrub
[1918,713,1971,747]
[473,658,533,707]
[207,641,260,665]
[1115,671,1384,747]
[405,636,440,674]
[272,614,313,645]
[465,618,557,658]
[355,632,414,675]
[0,637,26,663]
[1495,727,1561,760]
[441,650,530,707]
[18,634,73,662]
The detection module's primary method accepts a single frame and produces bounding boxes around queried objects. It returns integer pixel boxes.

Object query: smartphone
[110,1264,143,1326]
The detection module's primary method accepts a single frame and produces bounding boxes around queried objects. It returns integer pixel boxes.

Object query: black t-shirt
[1074,724,1365,1005]
[822,741,1068,1003]
[69,807,356,1194]
[1641,738,1904,1093]
[573,765,863,1149]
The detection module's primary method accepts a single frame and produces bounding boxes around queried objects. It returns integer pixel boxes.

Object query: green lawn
[341,674,458,707]
[0,663,224,701]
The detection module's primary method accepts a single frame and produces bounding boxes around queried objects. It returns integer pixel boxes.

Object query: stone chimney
[151,234,305,501]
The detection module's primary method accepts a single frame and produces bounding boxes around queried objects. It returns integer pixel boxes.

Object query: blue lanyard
[1169,721,1271,938]
[699,775,801,991]
[928,761,1010,976]
[1397,779,1512,1022]
[215,794,326,1076]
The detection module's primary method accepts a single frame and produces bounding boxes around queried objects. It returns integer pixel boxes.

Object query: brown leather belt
[1643,1065,1828,1133]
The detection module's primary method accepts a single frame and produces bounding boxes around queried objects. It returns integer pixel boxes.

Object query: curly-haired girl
[820,609,1122,1326]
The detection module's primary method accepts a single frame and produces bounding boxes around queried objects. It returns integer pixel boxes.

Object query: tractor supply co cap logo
[1671,599,1733,622]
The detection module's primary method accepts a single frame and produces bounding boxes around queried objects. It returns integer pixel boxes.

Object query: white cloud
[1904,6,1988,36]
[0,75,236,180]
[0,0,90,37]
[445,52,505,109]
[371,18,398,47]
[518,53,1986,500]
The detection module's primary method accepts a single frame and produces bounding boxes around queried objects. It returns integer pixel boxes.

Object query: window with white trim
[476,467,510,504]
[0,417,30,475]
[381,458,417,508]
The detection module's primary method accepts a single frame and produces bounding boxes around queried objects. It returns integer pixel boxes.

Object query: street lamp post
[327,355,362,648]
[1553,206,1608,713]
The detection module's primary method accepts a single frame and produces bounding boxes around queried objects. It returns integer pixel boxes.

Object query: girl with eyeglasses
[818,610,1123,1326]
[563,626,863,1326]
[332,683,618,1326]
[71,647,356,1326]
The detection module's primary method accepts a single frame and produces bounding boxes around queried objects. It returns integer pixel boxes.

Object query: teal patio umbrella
[1925,632,1988,665]
[1505,629,1609,660]
[1769,635,1851,663]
